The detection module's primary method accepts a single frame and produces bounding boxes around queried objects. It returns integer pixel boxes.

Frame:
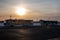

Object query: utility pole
[10,16,12,19]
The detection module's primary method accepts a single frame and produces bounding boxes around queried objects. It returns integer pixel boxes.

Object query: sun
[16,7,26,16]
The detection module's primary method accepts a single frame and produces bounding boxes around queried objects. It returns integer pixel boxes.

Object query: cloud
[0,0,60,21]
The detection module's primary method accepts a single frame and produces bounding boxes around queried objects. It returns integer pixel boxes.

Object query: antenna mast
[10,16,12,19]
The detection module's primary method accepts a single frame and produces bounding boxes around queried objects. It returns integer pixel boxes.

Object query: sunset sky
[0,0,60,21]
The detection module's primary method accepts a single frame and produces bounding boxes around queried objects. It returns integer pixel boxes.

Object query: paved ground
[0,27,47,40]
[0,27,60,40]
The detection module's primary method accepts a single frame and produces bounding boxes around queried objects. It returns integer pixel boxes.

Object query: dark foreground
[0,27,46,40]
[0,26,60,40]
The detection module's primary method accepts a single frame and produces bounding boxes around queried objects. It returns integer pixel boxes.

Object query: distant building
[40,20,58,26]
[4,19,33,27]
[58,22,60,25]
[39,20,58,29]
[33,21,41,26]
[0,21,4,28]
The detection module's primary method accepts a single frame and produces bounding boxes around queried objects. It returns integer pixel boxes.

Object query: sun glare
[16,7,26,16]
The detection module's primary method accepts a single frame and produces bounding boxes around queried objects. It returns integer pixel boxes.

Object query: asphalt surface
[0,27,60,40]
[0,27,47,40]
